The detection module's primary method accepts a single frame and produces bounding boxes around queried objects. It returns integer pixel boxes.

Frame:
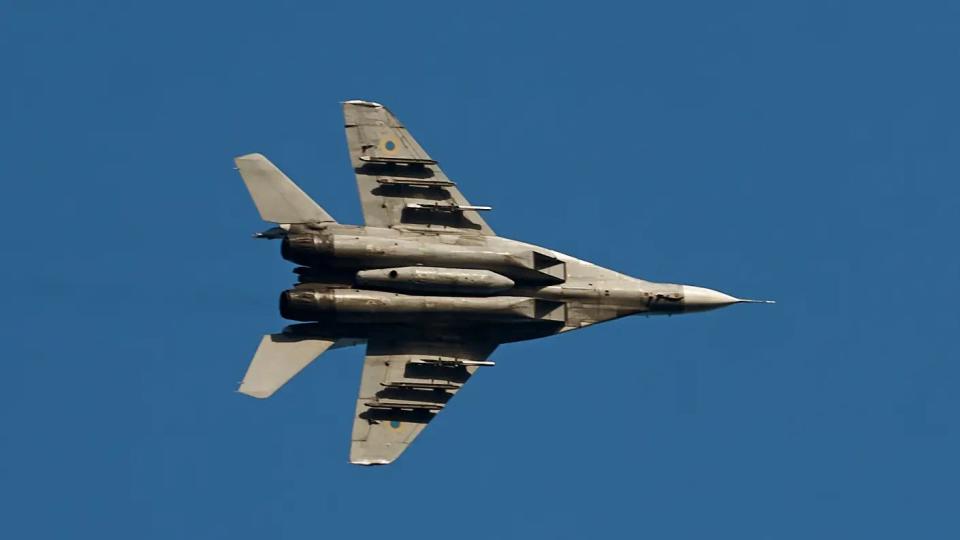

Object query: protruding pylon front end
[681,285,775,313]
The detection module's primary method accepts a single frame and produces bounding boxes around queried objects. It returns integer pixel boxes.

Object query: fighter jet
[235,100,772,465]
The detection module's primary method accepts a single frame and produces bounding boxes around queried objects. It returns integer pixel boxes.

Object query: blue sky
[2,1,958,538]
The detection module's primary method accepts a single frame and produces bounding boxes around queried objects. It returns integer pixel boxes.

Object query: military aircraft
[235,100,772,465]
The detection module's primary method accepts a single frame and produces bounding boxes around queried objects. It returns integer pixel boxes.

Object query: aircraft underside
[233,100,769,465]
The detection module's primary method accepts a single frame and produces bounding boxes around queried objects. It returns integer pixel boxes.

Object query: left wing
[350,338,497,465]
[342,100,495,235]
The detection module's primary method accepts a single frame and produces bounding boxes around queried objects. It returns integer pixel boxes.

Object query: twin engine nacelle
[279,288,565,324]
[281,233,566,285]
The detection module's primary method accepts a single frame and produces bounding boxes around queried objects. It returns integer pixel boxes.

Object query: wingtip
[342,99,384,108]
[350,458,392,466]
[234,152,266,163]
[238,385,274,399]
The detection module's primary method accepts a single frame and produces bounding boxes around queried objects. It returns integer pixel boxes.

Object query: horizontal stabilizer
[238,334,335,398]
[235,153,335,224]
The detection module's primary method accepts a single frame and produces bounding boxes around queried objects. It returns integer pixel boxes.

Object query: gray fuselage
[277,224,701,344]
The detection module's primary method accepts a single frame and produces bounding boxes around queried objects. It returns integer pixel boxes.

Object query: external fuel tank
[355,267,514,295]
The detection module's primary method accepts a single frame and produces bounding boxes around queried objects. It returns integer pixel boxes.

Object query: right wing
[350,338,497,465]
[342,100,495,235]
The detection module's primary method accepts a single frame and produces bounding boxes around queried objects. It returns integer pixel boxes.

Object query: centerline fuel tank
[355,267,514,295]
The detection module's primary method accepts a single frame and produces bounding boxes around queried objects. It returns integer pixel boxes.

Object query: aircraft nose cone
[681,285,742,312]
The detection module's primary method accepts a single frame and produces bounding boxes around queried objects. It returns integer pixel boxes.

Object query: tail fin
[234,153,335,224]
[238,334,335,398]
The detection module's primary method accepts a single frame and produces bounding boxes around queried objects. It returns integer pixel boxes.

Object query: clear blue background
[2,1,958,538]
